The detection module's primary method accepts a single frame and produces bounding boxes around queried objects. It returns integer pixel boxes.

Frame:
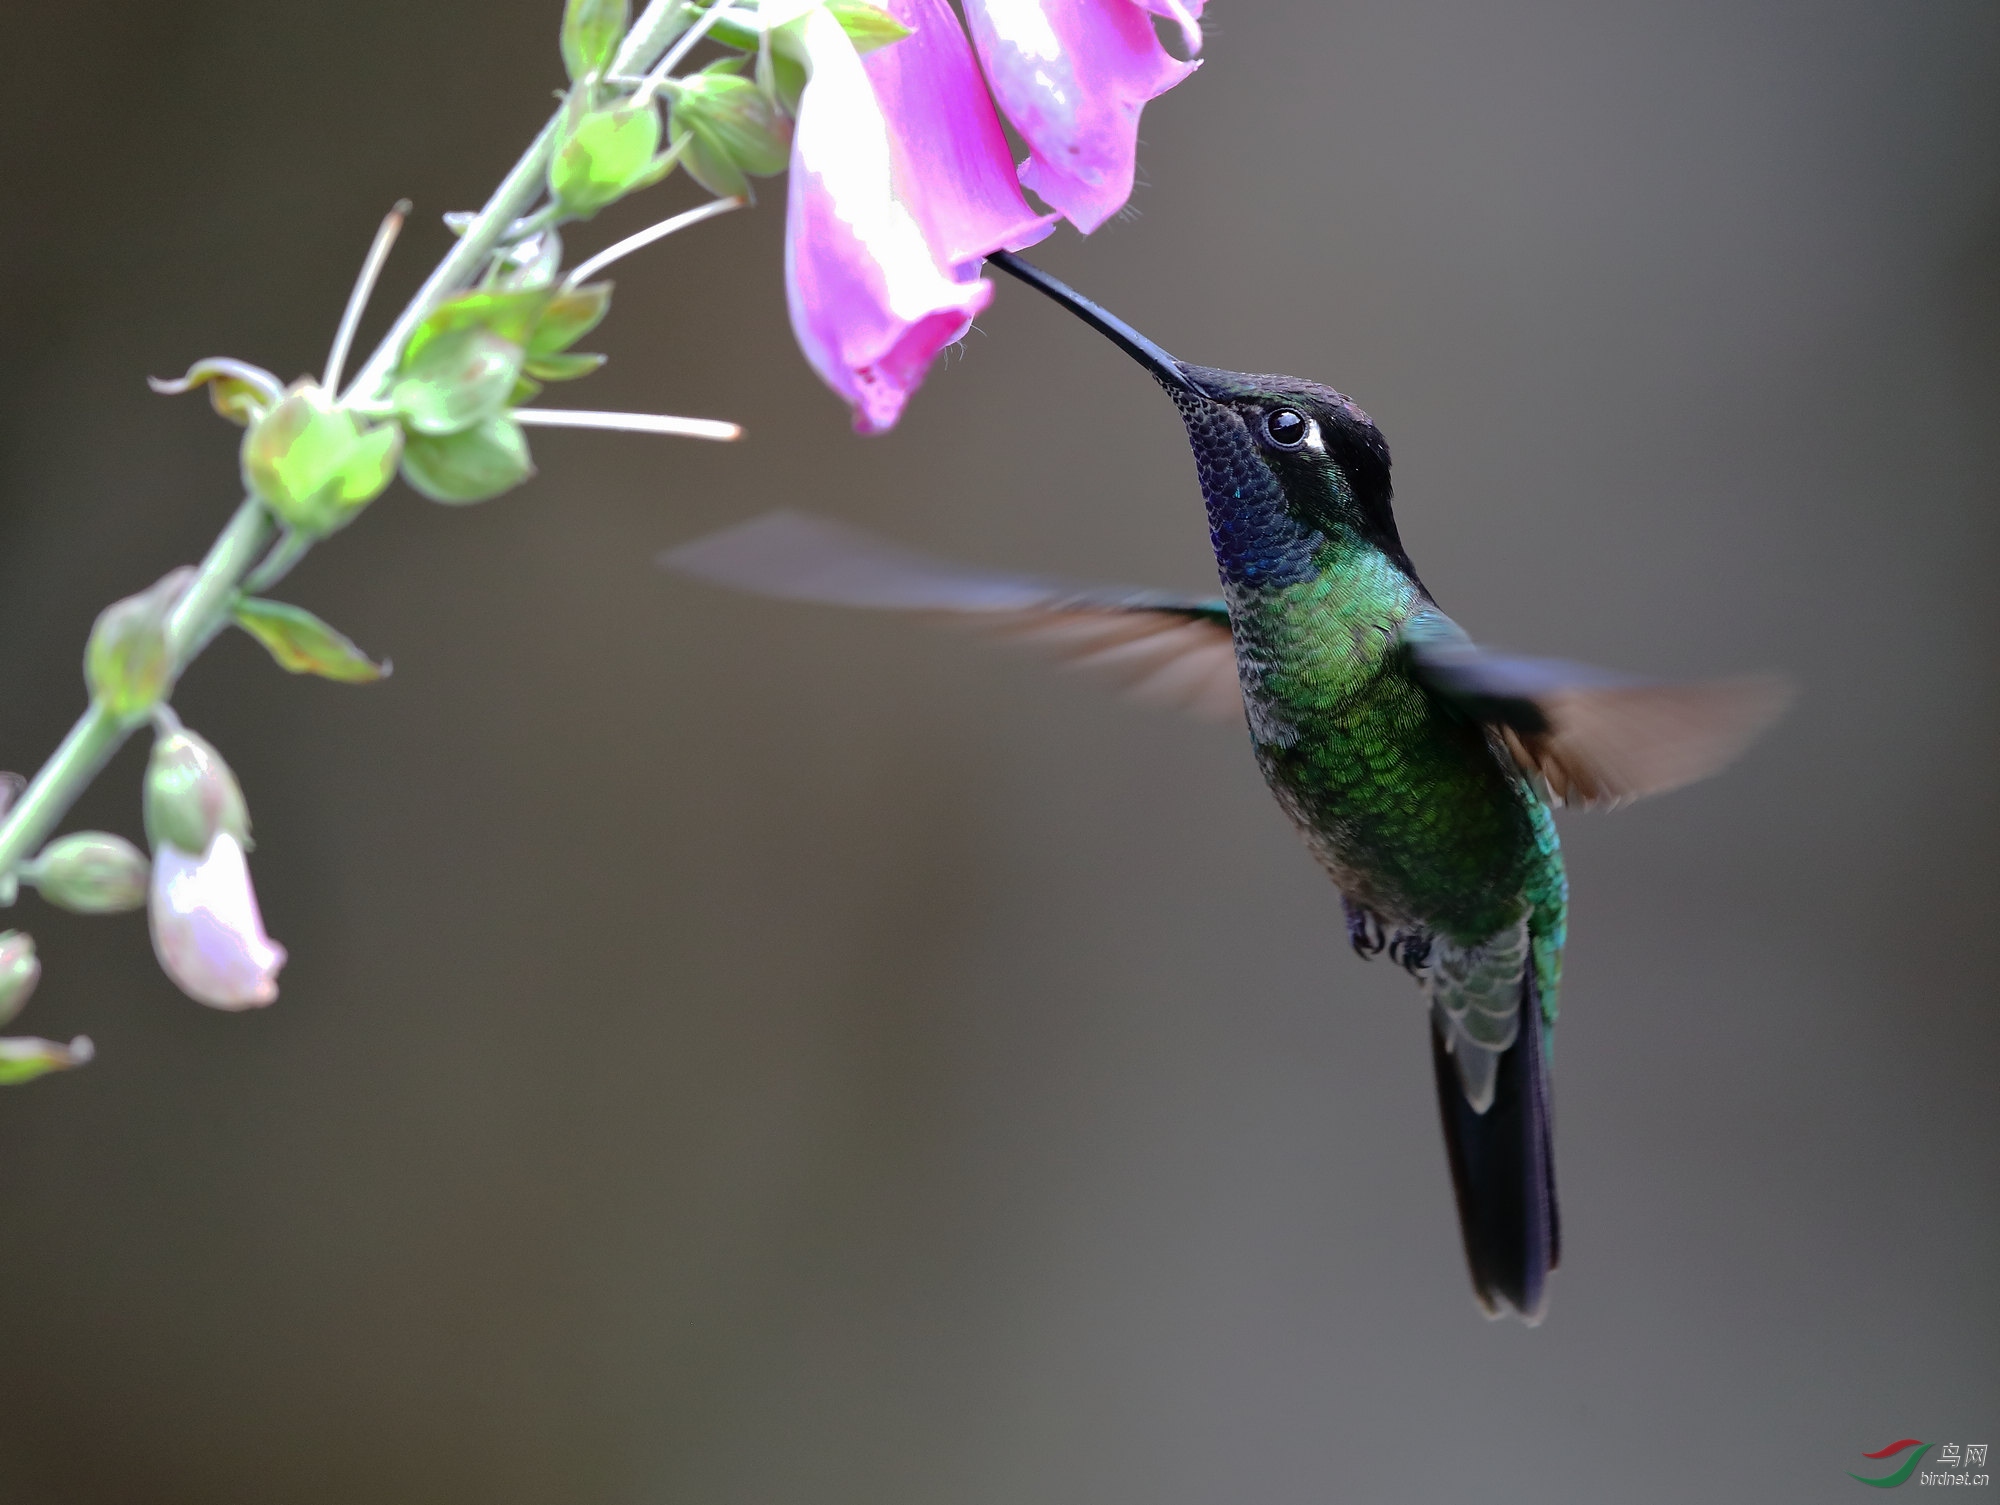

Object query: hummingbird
[664,252,1788,1323]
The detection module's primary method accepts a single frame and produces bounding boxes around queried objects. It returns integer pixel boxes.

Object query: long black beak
[987,251,1205,396]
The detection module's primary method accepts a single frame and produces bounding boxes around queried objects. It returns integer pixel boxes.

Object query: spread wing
[1400,611,1791,809]
[661,511,1244,722]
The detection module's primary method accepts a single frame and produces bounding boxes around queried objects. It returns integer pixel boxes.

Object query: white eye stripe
[1303,418,1326,453]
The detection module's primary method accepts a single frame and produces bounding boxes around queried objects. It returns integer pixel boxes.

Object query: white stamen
[564,197,744,287]
[325,201,411,396]
[513,408,742,441]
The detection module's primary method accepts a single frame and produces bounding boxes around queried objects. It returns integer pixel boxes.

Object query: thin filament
[565,197,743,287]
[325,201,411,395]
[512,408,741,441]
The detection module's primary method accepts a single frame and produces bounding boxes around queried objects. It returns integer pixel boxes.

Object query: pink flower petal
[866,0,1059,274]
[786,7,993,433]
[963,0,1199,235]
[149,834,286,1010]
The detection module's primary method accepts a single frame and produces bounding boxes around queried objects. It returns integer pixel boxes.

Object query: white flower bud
[148,834,286,1010]
[0,932,39,1027]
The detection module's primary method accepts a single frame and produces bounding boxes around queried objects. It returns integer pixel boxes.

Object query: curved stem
[0,0,722,897]
[0,499,277,891]
[244,528,312,595]
[0,706,129,886]
[166,498,276,664]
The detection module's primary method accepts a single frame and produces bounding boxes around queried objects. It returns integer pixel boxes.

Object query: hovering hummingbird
[664,252,1788,1323]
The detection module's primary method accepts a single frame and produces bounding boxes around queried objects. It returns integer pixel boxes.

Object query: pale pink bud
[148,834,287,1010]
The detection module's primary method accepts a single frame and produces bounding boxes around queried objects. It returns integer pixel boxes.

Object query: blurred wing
[1401,611,1792,809]
[0,772,22,819]
[662,511,1244,722]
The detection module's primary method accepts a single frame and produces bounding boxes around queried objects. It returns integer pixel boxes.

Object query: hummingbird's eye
[1263,408,1308,449]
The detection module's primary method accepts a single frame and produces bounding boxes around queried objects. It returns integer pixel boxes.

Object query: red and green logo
[1850,1440,1931,1488]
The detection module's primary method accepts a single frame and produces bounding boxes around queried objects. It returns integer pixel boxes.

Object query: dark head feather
[1170,366,1422,592]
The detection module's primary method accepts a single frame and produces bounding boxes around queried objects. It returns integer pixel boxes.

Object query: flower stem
[343,0,702,403]
[0,706,128,886]
[0,0,717,898]
[0,498,277,889]
[243,529,312,595]
[167,497,277,663]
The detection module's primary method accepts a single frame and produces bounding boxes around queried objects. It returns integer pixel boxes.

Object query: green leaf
[509,374,545,406]
[523,351,606,381]
[561,0,629,82]
[241,384,402,536]
[400,415,535,504]
[550,104,666,216]
[528,283,613,356]
[0,1036,93,1086]
[391,328,525,436]
[403,288,551,369]
[233,597,390,683]
[828,0,913,53]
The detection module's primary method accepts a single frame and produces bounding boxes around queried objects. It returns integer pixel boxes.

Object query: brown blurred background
[1,2,1995,1501]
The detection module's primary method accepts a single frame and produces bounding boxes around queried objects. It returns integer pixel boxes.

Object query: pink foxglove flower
[961,0,1200,234]
[864,0,1058,275]
[149,834,287,1010]
[786,6,997,434]
[783,0,1200,428]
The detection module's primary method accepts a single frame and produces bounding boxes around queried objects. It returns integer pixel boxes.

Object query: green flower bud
[550,103,671,217]
[84,567,195,717]
[827,1,914,55]
[0,932,39,1027]
[391,328,525,436]
[144,728,251,856]
[403,289,551,367]
[495,228,564,292]
[521,350,606,383]
[241,381,402,538]
[0,1036,94,1086]
[30,833,149,914]
[528,283,612,358]
[561,0,629,83]
[400,415,536,504]
[668,69,792,200]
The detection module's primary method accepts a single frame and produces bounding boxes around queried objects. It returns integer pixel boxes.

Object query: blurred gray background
[1,2,1995,1501]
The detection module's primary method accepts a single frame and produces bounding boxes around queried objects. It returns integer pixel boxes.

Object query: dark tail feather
[1430,971,1561,1323]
